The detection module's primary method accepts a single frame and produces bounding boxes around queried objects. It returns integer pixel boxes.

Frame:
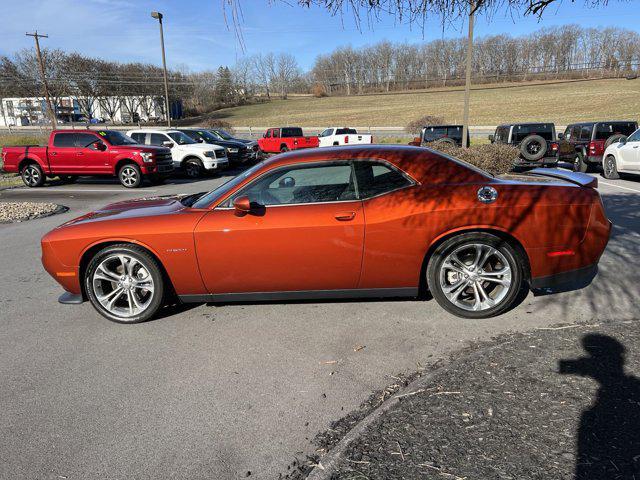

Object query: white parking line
[599,181,640,194]
[7,188,157,193]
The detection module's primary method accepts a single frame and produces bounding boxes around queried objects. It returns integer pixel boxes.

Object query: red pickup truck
[258,127,319,153]
[1,129,174,188]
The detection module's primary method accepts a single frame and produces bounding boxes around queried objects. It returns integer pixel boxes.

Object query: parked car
[408,125,469,147]
[207,128,262,160]
[602,127,640,179]
[318,127,373,147]
[258,127,319,153]
[1,129,173,188]
[557,121,638,172]
[490,123,559,167]
[127,129,228,178]
[178,128,254,165]
[41,145,610,324]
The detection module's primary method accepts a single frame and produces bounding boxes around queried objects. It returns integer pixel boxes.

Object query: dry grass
[209,78,640,127]
[429,142,520,175]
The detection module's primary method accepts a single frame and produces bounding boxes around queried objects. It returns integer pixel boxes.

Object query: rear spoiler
[527,168,598,188]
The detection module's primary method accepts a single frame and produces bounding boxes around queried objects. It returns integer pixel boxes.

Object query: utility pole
[26,31,57,129]
[461,1,475,148]
[151,11,171,127]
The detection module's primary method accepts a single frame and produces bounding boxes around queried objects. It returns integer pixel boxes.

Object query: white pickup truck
[318,127,373,147]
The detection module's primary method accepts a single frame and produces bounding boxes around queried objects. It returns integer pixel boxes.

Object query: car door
[48,132,78,173]
[618,129,640,170]
[194,161,364,295]
[74,132,110,174]
[149,133,177,166]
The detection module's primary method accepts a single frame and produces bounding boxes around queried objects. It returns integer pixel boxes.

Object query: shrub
[312,83,328,98]
[201,118,235,134]
[428,142,519,175]
[405,115,445,135]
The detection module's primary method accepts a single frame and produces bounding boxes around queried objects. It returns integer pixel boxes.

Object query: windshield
[192,161,266,209]
[168,132,197,145]
[212,129,233,140]
[194,130,221,143]
[99,130,137,145]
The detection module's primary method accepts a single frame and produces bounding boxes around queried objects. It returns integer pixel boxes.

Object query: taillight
[344,136,349,144]
[551,142,558,152]
[589,140,603,155]
[294,139,298,145]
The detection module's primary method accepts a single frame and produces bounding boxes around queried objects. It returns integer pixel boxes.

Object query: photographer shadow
[560,334,640,479]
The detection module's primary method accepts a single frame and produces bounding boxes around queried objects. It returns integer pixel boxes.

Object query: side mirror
[95,141,107,151]
[163,140,174,148]
[233,195,251,216]
[488,134,494,143]
[557,133,565,140]
[278,176,295,188]
[263,133,267,138]
[618,137,627,145]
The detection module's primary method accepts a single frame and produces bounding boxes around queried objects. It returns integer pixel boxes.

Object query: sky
[0,0,636,72]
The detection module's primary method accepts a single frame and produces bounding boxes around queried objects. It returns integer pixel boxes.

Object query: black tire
[427,232,525,319]
[605,134,627,149]
[603,154,620,180]
[85,244,165,324]
[520,135,547,161]
[58,175,78,184]
[21,162,45,187]
[280,145,289,153]
[572,151,588,173]
[184,158,204,178]
[118,163,142,188]
[435,137,456,146]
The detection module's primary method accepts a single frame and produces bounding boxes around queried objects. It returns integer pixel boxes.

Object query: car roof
[566,120,637,126]
[424,124,463,128]
[497,122,555,127]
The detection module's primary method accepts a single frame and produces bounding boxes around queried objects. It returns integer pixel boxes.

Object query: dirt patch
[0,202,68,223]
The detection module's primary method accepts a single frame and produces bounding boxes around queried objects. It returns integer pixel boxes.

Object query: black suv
[557,121,638,172]
[179,128,253,165]
[490,123,559,167]
[409,125,469,147]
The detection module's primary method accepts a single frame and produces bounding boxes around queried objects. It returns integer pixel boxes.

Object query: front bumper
[202,157,230,170]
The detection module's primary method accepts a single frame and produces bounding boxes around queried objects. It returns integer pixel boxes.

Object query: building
[0,95,178,127]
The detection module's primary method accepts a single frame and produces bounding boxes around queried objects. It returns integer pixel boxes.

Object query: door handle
[334,211,356,221]
[77,152,84,156]
[51,151,57,155]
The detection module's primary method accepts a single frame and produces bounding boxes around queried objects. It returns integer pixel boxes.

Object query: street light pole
[26,31,57,129]
[461,1,475,148]
[151,11,171,127]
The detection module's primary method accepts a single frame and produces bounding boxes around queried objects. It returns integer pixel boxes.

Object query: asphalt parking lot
[1,167,639,479]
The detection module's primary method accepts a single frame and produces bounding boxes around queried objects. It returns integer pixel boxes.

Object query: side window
[130,132,146,144]
[626,129,640,143]
[265,130,271,138]
[149,133,168,146]
[75,133,99,149]
[320,129,333,137]
[236,163,355,206]
[273,129,280,138]
[52,133,75,148]
[354,161,413,199]
[580,126,592,141]
[564,126,572,140]
[494,127,509,143]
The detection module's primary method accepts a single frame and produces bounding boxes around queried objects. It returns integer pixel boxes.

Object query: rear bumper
[586,155,603,164]
[531,263,598,290]
[515,156,559,168]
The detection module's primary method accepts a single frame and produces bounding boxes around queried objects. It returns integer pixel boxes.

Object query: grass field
[210,78,640,127]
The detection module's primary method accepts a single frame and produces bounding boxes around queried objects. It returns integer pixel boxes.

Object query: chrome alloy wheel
[439,243,512,312]
[92,254,155,319]
[120,166,138,187]
[604,156,616,177]
[23,165,41,186]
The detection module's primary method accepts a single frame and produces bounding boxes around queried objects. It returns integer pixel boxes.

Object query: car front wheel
[85,244,164,323]
[427,233,524,319]
[603,155,620,179]
[119,164,142,188]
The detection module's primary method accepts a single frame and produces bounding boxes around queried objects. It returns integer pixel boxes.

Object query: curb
[306,336,519,480]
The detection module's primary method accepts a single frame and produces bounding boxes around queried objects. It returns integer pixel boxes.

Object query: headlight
[203,151,216,158]
[139,152,153,163]
[226,147,239,154]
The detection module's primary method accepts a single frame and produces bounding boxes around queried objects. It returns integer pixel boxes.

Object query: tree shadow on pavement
[559,333,640,479]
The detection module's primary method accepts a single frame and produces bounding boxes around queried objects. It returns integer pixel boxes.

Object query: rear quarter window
[594,122,638,140]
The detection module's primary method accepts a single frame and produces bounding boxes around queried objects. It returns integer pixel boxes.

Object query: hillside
[207,77,640,127]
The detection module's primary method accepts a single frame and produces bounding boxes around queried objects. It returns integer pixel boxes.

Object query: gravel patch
[294,320,640,479]
[0,202,67,223]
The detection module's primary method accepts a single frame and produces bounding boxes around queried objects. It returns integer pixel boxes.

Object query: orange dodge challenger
[41,145,611,323]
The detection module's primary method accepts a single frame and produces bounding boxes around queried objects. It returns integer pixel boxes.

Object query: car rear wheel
[520,135,547,162]
[119,164,142,188]
[572,152,588,173]
[603,155,620,179]
[85,244,164,324]
[427,233,524,319]
[280,145,289,152]
[21,163,45,187]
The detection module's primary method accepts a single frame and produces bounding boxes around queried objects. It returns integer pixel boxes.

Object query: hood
[176,143,225,152]
[59,195,189,227]
[116,144,169,153]
[199,139,246,149]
